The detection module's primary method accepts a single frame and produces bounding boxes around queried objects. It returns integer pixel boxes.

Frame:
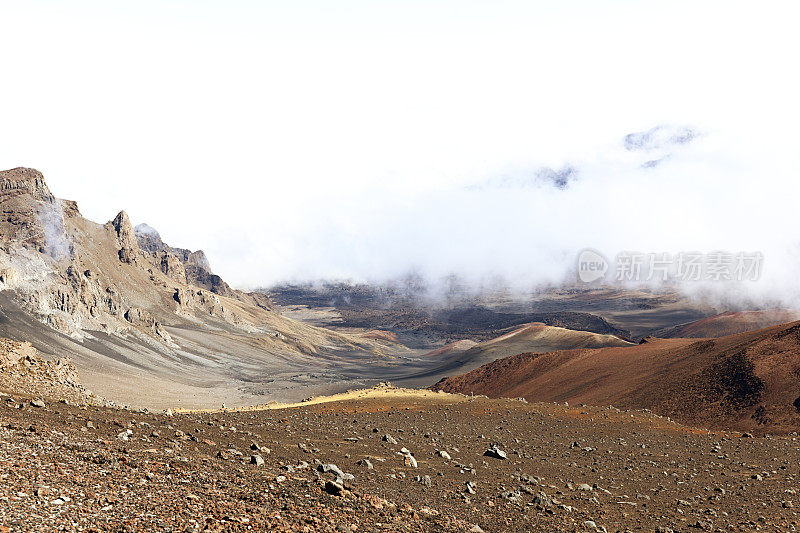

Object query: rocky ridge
[0,167,402,408]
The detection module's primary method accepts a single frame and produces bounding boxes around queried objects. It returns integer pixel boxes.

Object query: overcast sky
[1,1,798,299]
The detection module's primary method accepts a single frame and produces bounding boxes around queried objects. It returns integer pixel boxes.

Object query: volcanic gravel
[2,389,800,532]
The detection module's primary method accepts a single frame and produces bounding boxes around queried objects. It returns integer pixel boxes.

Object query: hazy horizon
[2,1,798,305]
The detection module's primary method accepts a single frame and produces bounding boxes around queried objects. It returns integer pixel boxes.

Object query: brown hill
[432,321,800,433]
[425,323,632,364]
[393,323,633,389]
[656,309,800,338]
[423,339,479,358]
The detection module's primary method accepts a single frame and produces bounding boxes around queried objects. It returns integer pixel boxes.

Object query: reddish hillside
[432,321,800,433]
[423,339,479,358]
[657,309,800,338]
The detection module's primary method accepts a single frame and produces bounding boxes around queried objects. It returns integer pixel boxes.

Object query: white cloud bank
[0,1,798,304]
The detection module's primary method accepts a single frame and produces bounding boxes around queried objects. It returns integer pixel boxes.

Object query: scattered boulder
[533,490,552,507]
[398,448,418,468]
[318,463,354,483]
[324,480,344,496]
[483,445,507,460]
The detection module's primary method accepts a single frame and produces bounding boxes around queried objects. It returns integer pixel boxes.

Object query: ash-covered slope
[433,321,800,433]
[0,167,403,408]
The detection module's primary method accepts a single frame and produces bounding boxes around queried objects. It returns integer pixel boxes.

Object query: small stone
[319,463,346,478]
[325,480,344,496]
[500,490,521,501]
[319,463,354,482]
[250,454,265,466]
[483,445,507,460]
[533,491,552,507]
[438,450,451,460]
[382,434,398,444]
[30,399,45,408]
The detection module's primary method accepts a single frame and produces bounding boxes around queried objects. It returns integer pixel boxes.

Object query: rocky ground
[1,378,800,532]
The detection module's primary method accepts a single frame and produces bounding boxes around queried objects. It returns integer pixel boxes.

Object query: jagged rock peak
[109,211,139,263]
[135,222,212,273]
[134,223,165,254]
[0,167,55,202]
[134,223,160,237]
[111,211,134,238]
[187,250,211,271]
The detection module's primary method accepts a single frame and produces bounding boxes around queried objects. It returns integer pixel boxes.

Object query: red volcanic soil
[432,320,800,433]
[657,309,800,338]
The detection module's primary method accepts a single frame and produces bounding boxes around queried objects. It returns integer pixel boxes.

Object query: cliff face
[0,168,55,202]
[133,223,254,303]
[0,168,267,339]
[0,166,402,408]
[0,168,382,350]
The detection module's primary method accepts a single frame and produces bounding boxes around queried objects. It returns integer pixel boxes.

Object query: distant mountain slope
[432,321,800,433]
[655,310,800,338]
[393,323,633,389]
[268,282,632,347]
[426,322,632,362]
